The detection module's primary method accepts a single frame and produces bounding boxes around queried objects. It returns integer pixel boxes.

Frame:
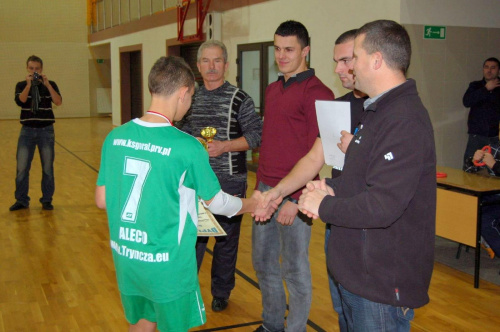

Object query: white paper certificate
[315,100,351,170]
[197,201,227,236]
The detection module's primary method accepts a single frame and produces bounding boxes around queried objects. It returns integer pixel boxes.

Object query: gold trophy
[198,127,216,151]
[201,127,217,143]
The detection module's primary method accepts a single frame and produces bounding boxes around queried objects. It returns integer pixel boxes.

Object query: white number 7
[121,157,151,223]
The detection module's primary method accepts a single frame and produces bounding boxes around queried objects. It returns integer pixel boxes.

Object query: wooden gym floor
[0,117,499,331]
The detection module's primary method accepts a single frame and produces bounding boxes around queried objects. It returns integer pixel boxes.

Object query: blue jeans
[325,224,348,332]
[339,284,414,332]
[15,125,55,205]
[463,134,499,170]
[252,182,312,332]
[196,180,246,299]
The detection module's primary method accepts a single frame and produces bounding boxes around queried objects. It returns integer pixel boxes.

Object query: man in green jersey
[95,56,274,332]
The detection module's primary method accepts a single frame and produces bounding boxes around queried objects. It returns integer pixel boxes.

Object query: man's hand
[251,190,279,222]
[303,180,322,192]
[298,179,334,219]
[482,153,496,169]
[298,188,326,219]
[485,78,500,91]
[261,187,284,209]
[473,149,486,163]
[25,74,33,86]
[276,200,298,225]
[474,148,497,168]
[337,130,354,154]
[207,140,227,157]
[302,178,334,196]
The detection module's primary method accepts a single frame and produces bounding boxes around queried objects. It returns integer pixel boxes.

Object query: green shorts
[120,285,206,331]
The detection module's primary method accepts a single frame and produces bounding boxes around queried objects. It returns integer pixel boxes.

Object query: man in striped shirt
[177,40,262,312]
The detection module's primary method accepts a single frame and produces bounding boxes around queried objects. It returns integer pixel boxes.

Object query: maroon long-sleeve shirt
[256,69,335,200]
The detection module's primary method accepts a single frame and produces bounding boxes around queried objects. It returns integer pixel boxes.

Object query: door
[236,41,277,117]
[120,45,143,124]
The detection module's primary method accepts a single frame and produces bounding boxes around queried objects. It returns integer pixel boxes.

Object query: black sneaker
[42,202,54,210]
[211,297,228,312]
[9,202,29,211]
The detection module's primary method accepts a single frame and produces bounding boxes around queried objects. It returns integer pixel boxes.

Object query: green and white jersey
[97,118,221,303]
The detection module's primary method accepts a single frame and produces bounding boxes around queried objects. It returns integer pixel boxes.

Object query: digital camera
[32,72,42,85]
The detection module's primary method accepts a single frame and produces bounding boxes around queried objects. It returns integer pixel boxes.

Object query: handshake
[250,178,335,225]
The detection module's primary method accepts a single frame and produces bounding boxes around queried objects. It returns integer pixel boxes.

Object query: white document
[315,100,351,170]
[197,201,227,237]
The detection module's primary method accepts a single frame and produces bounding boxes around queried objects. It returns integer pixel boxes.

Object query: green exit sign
[97,59,104,64]
[424,26,446,39]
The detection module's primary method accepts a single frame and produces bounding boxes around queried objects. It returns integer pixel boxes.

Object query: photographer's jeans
[252,182,312,332]
[15,125,55,206]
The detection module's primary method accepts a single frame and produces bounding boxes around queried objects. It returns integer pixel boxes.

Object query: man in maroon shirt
[252,20,334,332]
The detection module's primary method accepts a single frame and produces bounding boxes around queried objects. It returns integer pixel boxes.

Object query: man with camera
[10,55,62,211]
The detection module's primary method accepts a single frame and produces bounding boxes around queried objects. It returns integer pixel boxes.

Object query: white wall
[0,0,90,119]
[401,0,500,28]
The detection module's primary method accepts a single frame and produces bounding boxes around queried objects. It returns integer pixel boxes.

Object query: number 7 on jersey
[121,157,151,223]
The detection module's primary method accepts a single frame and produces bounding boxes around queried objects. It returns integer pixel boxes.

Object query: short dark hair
[356,20,411,75]
[26,55,43,67]
[335,29,358,45]
[484,57,500,67]
[148,56,195,97]
[275,20,310,48]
